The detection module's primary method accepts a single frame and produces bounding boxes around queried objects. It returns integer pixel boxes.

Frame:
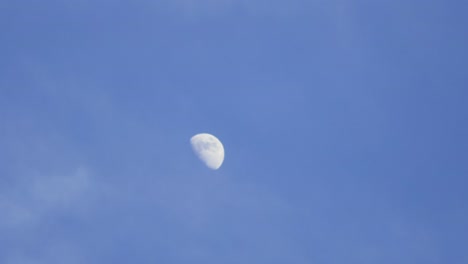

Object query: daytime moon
[190,133,224,170]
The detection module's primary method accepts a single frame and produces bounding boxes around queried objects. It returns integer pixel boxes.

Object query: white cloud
[31,167,91,209]
[0,166,97,263]
[0,167,93,229]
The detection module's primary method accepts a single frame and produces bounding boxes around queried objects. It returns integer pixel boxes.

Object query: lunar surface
[190,133,224,170]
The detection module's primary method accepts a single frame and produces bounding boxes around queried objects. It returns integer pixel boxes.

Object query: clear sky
[1,0,468,263]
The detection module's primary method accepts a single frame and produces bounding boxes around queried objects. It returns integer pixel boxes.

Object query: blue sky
[1,0,468,263]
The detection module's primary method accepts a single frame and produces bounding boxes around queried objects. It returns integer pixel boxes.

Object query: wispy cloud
[0,167,93,229]
[0,164,98,264]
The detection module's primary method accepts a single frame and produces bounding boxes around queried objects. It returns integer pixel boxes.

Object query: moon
[190,133,224,170]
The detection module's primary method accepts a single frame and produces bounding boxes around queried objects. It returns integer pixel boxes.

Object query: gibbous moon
[190,133,224,170]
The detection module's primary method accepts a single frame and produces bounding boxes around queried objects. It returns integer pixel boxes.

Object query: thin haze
[1,0,468,263]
